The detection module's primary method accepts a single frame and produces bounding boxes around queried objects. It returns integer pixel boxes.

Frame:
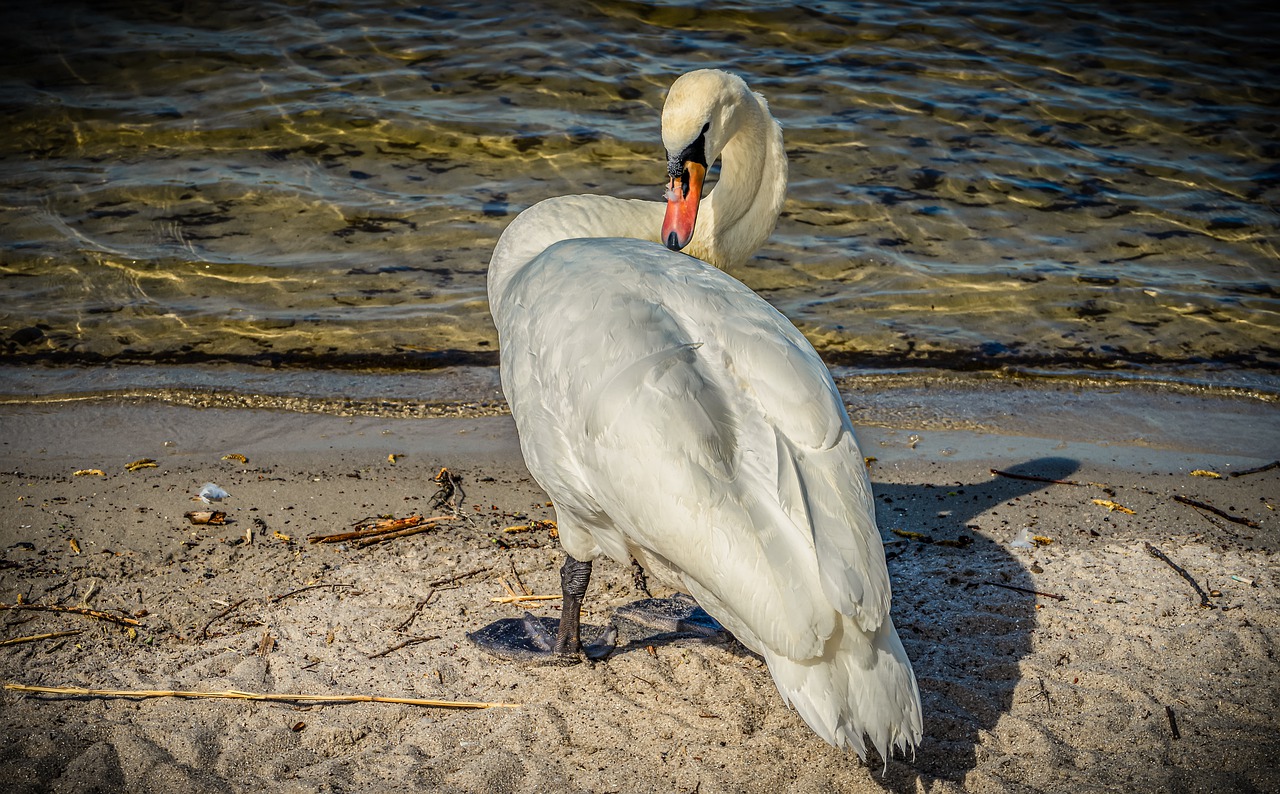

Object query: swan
[475,69,923,764]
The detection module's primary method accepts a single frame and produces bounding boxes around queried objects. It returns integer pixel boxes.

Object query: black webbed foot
[614,594,726,639]
[467,612,616,665]
[467,554,615,664]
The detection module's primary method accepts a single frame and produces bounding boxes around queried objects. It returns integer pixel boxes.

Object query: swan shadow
[874,456,1080,790]
[570,456,1072,785]
[590,455,1069,785]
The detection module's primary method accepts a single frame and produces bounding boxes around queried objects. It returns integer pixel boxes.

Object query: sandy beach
[0,386,1276,793]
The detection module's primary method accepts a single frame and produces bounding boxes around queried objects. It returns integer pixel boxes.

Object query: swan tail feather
[764,614,923,768]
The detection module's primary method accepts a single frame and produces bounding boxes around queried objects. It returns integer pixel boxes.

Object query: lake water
[1,0,1277,411]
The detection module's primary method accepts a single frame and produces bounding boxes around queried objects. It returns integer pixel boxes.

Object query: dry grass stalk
[0,630,83,647]
[4,683,520,709]
[506,562,529,596]
[496,575,526,598]
[0,603,139,627]
[489,594,561,604]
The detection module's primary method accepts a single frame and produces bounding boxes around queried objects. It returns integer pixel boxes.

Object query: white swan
[479,69,923,764]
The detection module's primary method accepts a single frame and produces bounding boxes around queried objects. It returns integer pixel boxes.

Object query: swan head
[660,69,754,252]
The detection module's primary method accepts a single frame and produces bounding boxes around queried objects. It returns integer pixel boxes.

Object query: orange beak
[662,160,707,251]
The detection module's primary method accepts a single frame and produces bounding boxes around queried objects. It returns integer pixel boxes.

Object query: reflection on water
[0,0,1277,396]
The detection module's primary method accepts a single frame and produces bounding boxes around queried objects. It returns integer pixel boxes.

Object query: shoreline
[2,363,1277,458]
[0,397,1276,792]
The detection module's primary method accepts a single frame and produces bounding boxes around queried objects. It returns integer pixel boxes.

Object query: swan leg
[467,554,616,664]
[553,554,592,652]
[629,556,652,597]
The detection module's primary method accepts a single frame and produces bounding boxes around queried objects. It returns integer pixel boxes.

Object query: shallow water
[1,0,1277,401]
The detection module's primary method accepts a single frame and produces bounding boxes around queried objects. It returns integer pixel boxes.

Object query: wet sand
[0,396,1276,793]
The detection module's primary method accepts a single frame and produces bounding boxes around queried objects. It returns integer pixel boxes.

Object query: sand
[0,390,1277,793]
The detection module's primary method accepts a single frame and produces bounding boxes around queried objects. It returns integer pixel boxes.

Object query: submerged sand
[0,394,1276,793]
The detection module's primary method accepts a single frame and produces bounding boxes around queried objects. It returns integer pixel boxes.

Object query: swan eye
[667,128,709,178]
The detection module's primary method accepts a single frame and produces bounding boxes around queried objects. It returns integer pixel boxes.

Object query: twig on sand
[990,468,1085,486]
[496,575,525,599]
[1,630,83,647]
[353,523,441,548]
[981,581,1067,601]
[1165,705,1181,739]
[1144,542,1214,609]
[309,515,455,545]
[367,635,440,660]
[0,603,139,627]
[507,560,529,595]
[394,590,438,633]
[428,568,489,588]
[1172,495,1259,528]
[308,517,422,544]
[272,584,356,604]
[1230,460,1279,478]
[3,683,520,709]
[201,598,248,639]
[1036,678,1052,711]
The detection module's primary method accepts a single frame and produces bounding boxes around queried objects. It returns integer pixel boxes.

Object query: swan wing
[498,238,890,658]
[681,265,892,635]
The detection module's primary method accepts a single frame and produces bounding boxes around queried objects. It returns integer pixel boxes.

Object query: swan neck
[693,91,787,270]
